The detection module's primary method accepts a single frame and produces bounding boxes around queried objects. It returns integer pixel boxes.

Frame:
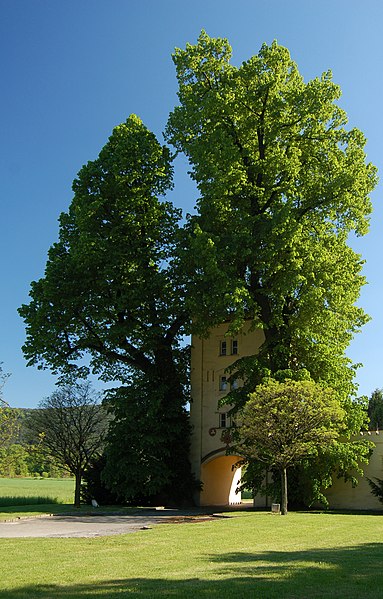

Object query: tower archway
[200,452,242,506]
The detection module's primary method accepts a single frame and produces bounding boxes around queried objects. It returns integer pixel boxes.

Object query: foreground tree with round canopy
[236,379,346,514]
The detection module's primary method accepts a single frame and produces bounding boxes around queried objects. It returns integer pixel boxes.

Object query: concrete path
[0,509,220,538]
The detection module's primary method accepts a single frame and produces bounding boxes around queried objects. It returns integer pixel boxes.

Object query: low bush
[367,477,383,504]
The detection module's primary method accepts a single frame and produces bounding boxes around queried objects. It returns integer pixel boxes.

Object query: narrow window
[220,340,227,356]
[219,413,227,428]
[219,376,228,391]
[231,379,239,390]
[231,339,238,355]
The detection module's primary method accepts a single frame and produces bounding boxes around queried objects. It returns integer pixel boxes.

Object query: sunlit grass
[0,477,75,503]
[1,511,383,598]
[0,477,75,519]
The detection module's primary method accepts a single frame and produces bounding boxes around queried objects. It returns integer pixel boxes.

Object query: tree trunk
[281,467,288,515]
[74,472,82,508]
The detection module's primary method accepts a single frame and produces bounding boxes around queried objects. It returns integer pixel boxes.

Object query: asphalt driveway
[0,509,221,538]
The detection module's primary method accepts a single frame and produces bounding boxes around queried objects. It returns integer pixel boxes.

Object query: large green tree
[19,34,377,506]
[166,32,377,398]
[102,367,194,504]
[19,115,194,503]
[166,32,376,504]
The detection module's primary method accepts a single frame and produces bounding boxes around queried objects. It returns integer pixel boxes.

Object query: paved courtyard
[0,509,222,538]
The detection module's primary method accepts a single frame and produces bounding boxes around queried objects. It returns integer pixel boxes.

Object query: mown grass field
[0,476,75,502]
[1,509,383,598]
[1,479,383,598]
[0,477,75,518]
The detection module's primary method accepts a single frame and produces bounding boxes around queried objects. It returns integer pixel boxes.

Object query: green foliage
[0,444,29,477]
[0,365,20,448]
[102,376,198,505]
[18,116,186,382]
[238,379,346,465]
[368,389,383,430]
[167,31,377,399]
[166,32,376,509]
[19,116,194,504]
[236,379,373,509]
[367,477,383,504]
[81,455,124,505]
[25,443,66,478]
[18,33,376,509]
[0,408,19,448]
[236,379,348,513]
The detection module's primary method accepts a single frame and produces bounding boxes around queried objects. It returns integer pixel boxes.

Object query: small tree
[27,382,108,507]
[236,379,345,514]
[368,389,383,430]
[0,365,19,448]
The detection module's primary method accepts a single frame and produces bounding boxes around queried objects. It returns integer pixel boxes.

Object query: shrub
[367,477,383,504]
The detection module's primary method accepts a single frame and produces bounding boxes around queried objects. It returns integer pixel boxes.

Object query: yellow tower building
[190,322,264,506]
[190,323,383,510]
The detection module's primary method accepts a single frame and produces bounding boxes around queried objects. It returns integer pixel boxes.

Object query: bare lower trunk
[74,472,82,508]
[281,467,288,515]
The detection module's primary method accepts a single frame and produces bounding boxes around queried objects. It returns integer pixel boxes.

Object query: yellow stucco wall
[323,434,383,510]
[249,438,383,510]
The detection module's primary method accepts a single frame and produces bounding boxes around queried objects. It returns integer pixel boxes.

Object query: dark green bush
[367,477,383,504]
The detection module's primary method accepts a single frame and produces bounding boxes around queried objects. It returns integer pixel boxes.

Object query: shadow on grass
[1,542,383,598]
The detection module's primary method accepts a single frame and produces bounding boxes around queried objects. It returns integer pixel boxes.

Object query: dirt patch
[160,513,231,524]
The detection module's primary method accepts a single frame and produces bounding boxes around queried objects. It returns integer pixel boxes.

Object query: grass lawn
[0,477,75,519]
[1,510,383,598]
[0,477,75,503]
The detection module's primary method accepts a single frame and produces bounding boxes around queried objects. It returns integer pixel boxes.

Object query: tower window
[219,376,228,391]
[231,340,238,355]
[219,413,227,428]
[220,341,227,356]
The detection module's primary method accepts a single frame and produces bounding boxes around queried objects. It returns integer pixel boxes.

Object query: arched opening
[200,454,242,506]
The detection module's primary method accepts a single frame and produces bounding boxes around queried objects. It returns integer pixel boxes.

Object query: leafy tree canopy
[368,389,383,430]
[19,115,186,382]
[102,373,195,505]
[18,115,194,503]
[0,365,19,448]
[236,378,347,514]
[166,31,377,399]
[18,33,377,506]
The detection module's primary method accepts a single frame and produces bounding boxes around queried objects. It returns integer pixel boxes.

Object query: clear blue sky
[1,0,382,407]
